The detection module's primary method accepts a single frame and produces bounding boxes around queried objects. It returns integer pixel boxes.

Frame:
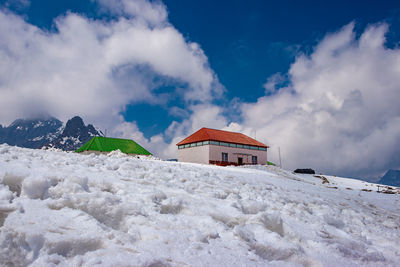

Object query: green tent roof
[75,136,151,155]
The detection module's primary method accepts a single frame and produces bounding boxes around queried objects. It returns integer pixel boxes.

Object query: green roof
[75,136,151,155]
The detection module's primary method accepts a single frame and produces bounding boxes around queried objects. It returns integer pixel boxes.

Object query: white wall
[177,145,210,164]
[209,145,267,165]
[177,144,267,165]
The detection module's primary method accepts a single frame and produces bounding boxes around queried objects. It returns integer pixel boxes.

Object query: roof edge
[176,127,269,148]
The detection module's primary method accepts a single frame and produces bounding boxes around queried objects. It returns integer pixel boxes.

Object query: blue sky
[1,0,400,179]
[4,0,399,137]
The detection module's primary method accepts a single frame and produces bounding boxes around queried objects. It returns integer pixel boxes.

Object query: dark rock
[47,116,99,151]
[294,168,315,174]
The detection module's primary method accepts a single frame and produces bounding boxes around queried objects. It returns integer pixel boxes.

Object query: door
[238,157,243,165]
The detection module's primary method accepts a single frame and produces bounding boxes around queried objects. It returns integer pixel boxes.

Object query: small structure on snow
[177,127,269,166]
[75,136,151,156]
[294,168,315,174]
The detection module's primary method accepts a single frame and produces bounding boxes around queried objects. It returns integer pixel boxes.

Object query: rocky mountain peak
[0,116,100,151]
[62,116,89,137]
[47,116,99,151]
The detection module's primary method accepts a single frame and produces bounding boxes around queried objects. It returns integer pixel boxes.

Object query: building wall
[177,144,210,164]
[209,145,267,165]
[177,144,267,165]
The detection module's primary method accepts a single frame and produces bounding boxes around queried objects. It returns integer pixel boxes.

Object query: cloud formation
[234,22,400,179]
[0,2,222,129]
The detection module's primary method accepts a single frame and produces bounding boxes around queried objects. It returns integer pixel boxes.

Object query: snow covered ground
[0,144,399,266]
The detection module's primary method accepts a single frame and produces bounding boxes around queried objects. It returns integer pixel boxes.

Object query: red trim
[209,160,257,166]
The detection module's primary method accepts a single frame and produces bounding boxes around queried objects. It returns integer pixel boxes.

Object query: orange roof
[176,128,269,148]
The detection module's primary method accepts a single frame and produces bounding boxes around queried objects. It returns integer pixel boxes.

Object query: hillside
[0,144,399,266]
[379,170,400,187]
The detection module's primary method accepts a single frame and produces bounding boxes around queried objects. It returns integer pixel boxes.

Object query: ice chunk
[251,244,296,261]
[22,177,51,200]
[259,212,284,237]
[160,198,183,214]
[238,200,267,214]
[234,226,256,243]
[2,173,25,197]
[324,215,345,229]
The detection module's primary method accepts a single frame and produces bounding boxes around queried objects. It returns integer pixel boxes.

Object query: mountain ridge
[0,116,99,151]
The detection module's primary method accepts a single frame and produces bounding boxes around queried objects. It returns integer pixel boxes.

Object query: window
[184,144,190,148]
[250,146,258,150]
[252,156,258,164]
[196,142,203,146]
[243,145,250,149]
[210,141,219,145]
[203,141,209,145]
[229,143,236,148]
[237,144,243,148]
[259,147,267,151]
[222,153,228,162]
[190,143,196,147]
[178,145,184,149]
[220,142,229,147]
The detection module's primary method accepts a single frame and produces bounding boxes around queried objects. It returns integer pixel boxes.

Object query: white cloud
[95,0,167,25]
[237,22,400,179]
[263,73,286,94]
[110,117,170,158]
[2,0,30,11]
[0,2,222,133]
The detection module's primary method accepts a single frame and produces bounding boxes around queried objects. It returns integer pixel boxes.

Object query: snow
[0,144,399,266]
[33,121,44,128]
[30,136,45,142]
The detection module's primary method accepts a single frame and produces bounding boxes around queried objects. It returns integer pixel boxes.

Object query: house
[176,127,268,166]
[75,136,151,156]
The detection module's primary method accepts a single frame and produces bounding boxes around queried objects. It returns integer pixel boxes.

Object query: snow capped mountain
[0,117,63,149]
[46,116,99,151]
[0,145,399,266]
[0,116,99,151]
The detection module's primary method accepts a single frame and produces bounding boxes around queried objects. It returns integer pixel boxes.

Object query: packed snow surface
[0,144,399,266]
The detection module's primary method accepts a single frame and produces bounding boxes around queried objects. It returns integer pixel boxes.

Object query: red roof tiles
[176,128,269,148]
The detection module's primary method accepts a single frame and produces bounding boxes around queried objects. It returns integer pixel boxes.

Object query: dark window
[252,156,258,164]
[238,157,243,165]
[222,153,228,162]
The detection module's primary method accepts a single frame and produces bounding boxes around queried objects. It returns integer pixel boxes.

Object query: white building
[177,128,268,166]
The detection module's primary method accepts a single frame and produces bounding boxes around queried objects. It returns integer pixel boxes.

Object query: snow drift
[0,144,399,266]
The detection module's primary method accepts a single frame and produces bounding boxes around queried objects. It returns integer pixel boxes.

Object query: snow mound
[0,144,399,266]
